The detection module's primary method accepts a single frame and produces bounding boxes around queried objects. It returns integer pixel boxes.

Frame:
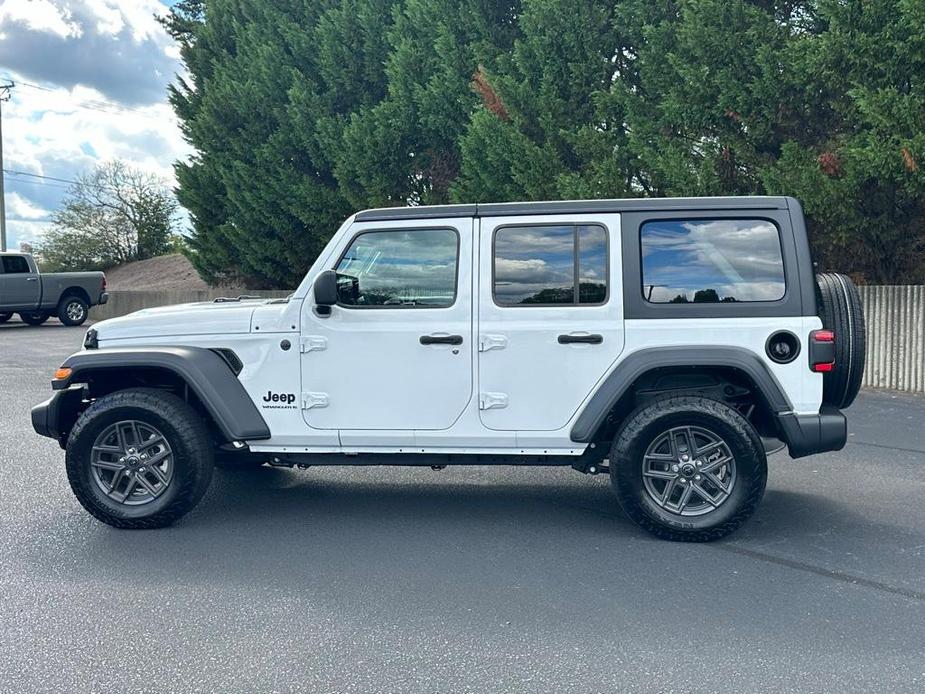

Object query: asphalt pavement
[1,318,923,693]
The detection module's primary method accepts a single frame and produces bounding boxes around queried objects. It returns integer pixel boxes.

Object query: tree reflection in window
[494,224,608,306]
[641,219,785,303]
[335,228,458,307]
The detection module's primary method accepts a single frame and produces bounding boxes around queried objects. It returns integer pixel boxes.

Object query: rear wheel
[58,295,89,326]
[19,311,50,325]
[815,273,866,408]
[0,312,12,323]
[610,396,767,542]
[65,388,214,528]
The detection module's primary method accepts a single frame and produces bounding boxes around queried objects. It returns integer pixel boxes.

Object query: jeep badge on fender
[263,391,296,405]
[31,196,865,540]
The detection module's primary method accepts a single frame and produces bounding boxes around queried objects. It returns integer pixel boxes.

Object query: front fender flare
[53,346,271,441]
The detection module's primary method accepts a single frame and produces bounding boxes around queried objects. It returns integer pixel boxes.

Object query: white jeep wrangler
[32,197,865,541]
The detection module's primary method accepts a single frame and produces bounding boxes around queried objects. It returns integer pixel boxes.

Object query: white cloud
[0,1,191,251]
[6,192,50,220]
[0,0,82,39]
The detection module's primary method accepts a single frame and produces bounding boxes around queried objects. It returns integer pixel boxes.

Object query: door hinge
[478,334,508,352]
[479,392,509,410]
[300,336,328,353]
[301,392,329,409]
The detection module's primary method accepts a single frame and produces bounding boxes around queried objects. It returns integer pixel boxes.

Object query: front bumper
[31,386,85,447]
[776,406,847,459]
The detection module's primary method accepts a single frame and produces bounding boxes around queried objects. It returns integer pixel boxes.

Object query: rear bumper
[97,292,109,305]
[775,406,847,459]
[31,386,85,446]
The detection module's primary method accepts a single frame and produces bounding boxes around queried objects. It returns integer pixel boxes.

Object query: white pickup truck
[0,252,108,326]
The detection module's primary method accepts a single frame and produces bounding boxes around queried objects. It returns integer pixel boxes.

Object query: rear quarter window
[641,219,785,303]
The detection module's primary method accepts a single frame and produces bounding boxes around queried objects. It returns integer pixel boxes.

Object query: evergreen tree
[163,0,924,287]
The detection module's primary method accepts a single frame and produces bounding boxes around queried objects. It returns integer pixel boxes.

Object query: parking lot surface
[1,320,923,693]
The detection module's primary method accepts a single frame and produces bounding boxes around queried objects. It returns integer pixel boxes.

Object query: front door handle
[420,334,463,345]
[558,333,603,345]
[26,277,38,282]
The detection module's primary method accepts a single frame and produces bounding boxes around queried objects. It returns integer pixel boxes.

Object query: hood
[93,299,269,342]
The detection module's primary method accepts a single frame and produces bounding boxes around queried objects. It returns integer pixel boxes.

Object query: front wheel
[19,311,50,325]
[610,396,767,542]
[65,388,214,528]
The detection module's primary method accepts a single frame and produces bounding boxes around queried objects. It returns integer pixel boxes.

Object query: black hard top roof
[354,196,791,222]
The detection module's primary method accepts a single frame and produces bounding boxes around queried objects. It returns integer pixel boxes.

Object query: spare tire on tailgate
[815,273,866,408]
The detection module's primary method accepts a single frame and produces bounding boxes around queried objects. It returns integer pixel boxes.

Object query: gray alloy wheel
[90,420,174,505]
[58,296,89,326]
[66,388,214,528]
[610,395,767,542]
[641,425,737,517]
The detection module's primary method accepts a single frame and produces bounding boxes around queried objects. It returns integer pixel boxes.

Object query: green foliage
[38,161,179,272]
[166,0,925,287]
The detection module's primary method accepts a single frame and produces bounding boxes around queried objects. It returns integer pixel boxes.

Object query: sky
[0,0,189,250]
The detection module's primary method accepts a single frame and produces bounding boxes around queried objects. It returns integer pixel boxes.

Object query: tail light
[810,329,835,372]
[101,276,107,291]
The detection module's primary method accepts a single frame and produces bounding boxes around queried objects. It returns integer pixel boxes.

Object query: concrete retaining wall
[90,286,925,394]
[89,289,292,322]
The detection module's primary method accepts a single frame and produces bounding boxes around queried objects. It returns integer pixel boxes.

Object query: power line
[2,177,72,191]
[2,168,123,194]
[0,75,174,121]
[2,168,82,187]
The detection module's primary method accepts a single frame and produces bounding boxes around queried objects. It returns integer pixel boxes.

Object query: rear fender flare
[570,346,792,443]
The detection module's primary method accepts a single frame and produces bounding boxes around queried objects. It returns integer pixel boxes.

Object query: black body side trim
[775,406,846,459]
[570,346,792,443]
[50,346,271,441]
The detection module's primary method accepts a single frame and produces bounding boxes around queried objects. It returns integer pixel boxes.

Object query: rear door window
[493,224,608,306]
[640,219,785,303]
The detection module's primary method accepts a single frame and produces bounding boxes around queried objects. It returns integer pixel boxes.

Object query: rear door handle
[558,333,603,345]
[420,334,463,345]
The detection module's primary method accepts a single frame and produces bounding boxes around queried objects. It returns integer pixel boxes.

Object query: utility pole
[0,80,13,252]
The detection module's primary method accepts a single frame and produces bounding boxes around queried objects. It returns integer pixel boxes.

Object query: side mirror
[313,270,339,308]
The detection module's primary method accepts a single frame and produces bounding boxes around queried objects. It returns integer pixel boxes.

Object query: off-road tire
[19,311,50,326]
[58,295,90,326]
[610,395,767,542]
[0,312,12,323]
[66,388,214,528]
[815,272,865,409]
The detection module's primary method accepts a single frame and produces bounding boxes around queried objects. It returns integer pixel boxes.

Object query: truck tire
[65,388,214,529]
[58,295,90,326]
[19,311,50,326]
[0,312,12,323]
[610,395,767,542]
[815,273,866,409]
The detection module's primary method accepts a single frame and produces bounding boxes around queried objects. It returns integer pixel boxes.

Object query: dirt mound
[105,254,210,291]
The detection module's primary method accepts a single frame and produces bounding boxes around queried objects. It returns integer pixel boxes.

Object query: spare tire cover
[815,273,866,409]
